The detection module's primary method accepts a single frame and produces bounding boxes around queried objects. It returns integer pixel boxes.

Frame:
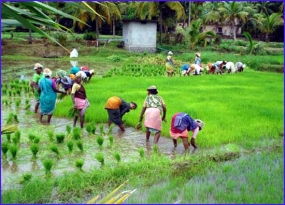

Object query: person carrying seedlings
[105,96,137,131]
[165,51,175,77]
[169,112,204,151]
[137,85,167,144]
[30,63,44,113]
[71,73,90,129]
[39,68,66,124]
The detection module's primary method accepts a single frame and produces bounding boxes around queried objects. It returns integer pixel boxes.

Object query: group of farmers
[166,51,246,76]
[31,59,205,152]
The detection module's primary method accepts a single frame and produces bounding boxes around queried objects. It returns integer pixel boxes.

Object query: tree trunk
[232,21,236,41]
[113,18,115,37]
[265,33,269,43]
[28,29,33,44]
[96,16,99,40]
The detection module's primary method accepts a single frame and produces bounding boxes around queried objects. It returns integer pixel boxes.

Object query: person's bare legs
[146,130,151,142]
[118,124,125,131]
[172,138,177,147]
[79,107,87,129]
[73,115,78,127]
[35,102,39,113]
[39,114,43,123]
[154,131,161,144]
[182,138,190,150]
[47,114,52,124]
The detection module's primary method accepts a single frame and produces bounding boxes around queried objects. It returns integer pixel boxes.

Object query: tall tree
[256,12,284,42]
[218,2,249,41]
[134,1,184,45]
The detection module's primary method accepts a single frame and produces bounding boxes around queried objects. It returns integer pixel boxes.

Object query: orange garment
[105,96,122,109]
[69,74,75,80]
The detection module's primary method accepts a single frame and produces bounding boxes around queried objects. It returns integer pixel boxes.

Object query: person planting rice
[181,64,191,76]
[71,73,90,129]
[30,63,44,113]
[39,68,66,124]
[165,51,175,77]
[170,112,204,150]
[57,76,73,94]
[137,85,167,144]
[105,96,137,131]
[80,66,95,82]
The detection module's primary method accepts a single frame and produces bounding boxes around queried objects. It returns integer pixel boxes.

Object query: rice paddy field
[1,35,284,203]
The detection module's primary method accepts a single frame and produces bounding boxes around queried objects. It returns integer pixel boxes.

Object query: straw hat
[168,51,173,55]
[33,63,43,70]
[195,119,204,130]
[196,53,201,57]
[43,68,52,77]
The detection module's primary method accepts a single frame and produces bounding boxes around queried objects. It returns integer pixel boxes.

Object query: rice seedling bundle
[30,143,39,158]
[6,134,11,142]
[33,137,40,144]
[95,153,105,166]
[108,134,114,146]
[9,144,19,159]
[138,147,145,159]
[72,127,81,140]
[56,133,65,143]
[42,158,54,175]
[68,107,78,118]
[86,124,93,136]
[67,140,74,153]
[152,144,159,155]
[66,125,72,135]
[75,159,84,171]
[99,124,105,135]
[28,134,36,142]
[114,151,121,163]
[47,130,54,141]
[96,136,104,148]
[50,145,60,157]
[2,142,10,158]
[19,173,32,184]
[77,140,84,152]
[14,130,21,143]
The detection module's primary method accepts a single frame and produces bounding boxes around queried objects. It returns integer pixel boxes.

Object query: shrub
[83,32,96,40]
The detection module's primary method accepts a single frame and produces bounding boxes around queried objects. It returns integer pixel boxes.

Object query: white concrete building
[123,20,157,52]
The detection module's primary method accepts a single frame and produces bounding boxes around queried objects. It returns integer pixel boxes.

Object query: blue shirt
[181,64,190,71]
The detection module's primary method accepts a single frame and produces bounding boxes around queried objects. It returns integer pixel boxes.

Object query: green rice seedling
[138,147,145,159]
[95,152,105,166]
[13,114,19,123]
[42,158,54,177]
[152,144,159,155]
[99,124,105,135]
[14,130,21,143]
[6,134,11,142]
[6,113,14,124]
[47,130,54,141]
[25,99,29,105]
[75,159,84,171]
[30,143,39,159]
[8,90,12,97]
[66,124,72,135]
[91,124,96,135]
[9,144,19,160]
[24,104,30,110]
[50,144,60,158]
[107,124,114,135]
[33,137,40,144]
[2,142,10,159]
[114,151,121,163]
[72,127,81,140]
[55,133,65,143]
[108,134,114,147]
[86,123,93,136]
[12,135,19,144]
[2,88,7,95]
[28,133,36,142]
[16,89,21,96]
[19,173,32,184]
[96,135,104,149]
[67,140,74,153]
[76,140,84,152]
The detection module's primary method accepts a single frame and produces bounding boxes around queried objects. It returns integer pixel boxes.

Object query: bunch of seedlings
[2,142,10,159]
[50,144,60,158]
[138,147,145,159]
[30,143,39,159]
[108,134,114,147]
[76,140,84,153]
[9,144,19,160]
[114,151,121,163]
[95,152,105,167]
[42,158,54,177]
[96,136,104,149]
[75,159,84,171]
[56,133,65,143]
[66,140,74,154]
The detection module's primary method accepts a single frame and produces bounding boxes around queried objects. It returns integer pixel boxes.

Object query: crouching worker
[105,96,137,131]
[170,112,204,150]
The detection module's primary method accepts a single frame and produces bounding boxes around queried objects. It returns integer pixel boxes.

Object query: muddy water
[1,95,188,191]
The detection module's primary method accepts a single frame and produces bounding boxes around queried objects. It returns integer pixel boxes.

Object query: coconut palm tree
[203,1,224,33]
[256,12,284,42]
[176,18,216,49]
[134,1,185,45]
[218,2,249,41]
